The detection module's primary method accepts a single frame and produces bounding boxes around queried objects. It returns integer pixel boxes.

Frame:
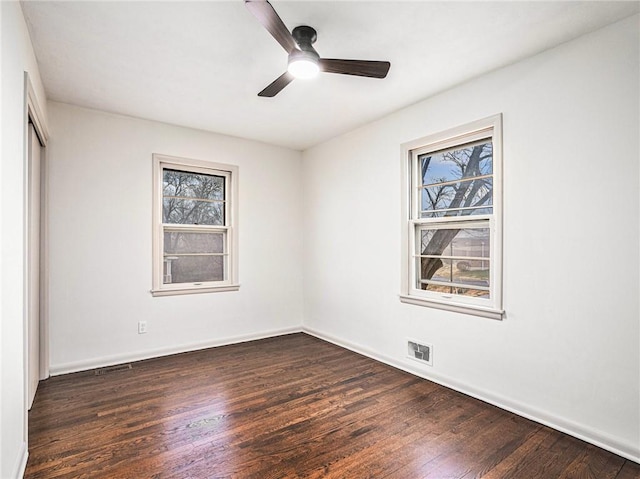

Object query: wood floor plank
[24,333,636,478]
[615,460,640,479]
[559,444,628,479]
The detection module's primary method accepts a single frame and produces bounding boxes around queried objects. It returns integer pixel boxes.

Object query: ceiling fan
[245,0,391,97]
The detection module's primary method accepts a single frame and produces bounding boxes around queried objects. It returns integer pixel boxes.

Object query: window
[400,115,503,319]
[152,154,239,296]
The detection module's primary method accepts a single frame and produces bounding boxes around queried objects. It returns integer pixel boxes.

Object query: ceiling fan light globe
[288,58,319,79]
[287,49,320,79]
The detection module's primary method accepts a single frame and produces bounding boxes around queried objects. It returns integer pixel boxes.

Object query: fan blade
[258,72,294,97]
[245,0,298,54]
[319,59,390,78]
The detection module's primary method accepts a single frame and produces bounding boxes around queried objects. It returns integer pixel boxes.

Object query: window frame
[400,114,503,320]
[151,154,239,297]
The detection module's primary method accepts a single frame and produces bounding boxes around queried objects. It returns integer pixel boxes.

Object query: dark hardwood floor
[25,333,638,478]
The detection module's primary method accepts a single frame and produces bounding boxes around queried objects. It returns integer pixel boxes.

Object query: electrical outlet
[138,321,147,334]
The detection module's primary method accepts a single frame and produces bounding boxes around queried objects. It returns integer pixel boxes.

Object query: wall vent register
[407,340,433,366]
[94,364,133,376]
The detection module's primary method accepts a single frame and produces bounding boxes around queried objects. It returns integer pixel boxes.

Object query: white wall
[46,103,304,372]
[0,2,48,478]
[302,15,639,461]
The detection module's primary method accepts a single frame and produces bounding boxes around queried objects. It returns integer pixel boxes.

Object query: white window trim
[151,154,239,297]
[400,114,504,320]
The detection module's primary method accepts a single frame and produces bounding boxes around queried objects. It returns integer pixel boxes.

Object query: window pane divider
[419,279,490,291]
[414,254,490,261]
[411,216,492,226]
[163,195,226,204]
[163,224,229,231]
[420,173,493,189]
[164,253,228,257]
[420,205,493,215]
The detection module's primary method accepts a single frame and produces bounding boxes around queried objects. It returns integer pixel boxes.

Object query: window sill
[151,284,240,297]
[399,294,504,320]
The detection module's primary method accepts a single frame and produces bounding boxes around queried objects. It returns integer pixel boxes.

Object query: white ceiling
[21,1,639,150]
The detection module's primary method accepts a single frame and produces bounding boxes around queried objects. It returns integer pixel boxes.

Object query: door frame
[23,72,49,424]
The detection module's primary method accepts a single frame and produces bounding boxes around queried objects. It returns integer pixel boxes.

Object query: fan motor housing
[288,48,319,64]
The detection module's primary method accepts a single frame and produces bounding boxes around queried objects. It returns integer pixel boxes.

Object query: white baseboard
[303,326,640,464]
[11,441,28,479]
[49,326,302,376]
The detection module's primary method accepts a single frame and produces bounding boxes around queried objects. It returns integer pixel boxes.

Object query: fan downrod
[292,25,317,49]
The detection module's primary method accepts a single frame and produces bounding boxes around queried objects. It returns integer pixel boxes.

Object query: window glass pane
[163,230,225,284]
[419,227,490,258]
[418,259,490,289]
[419,140,493,217]
[420,177,493,217]
[164,231,224,255]
[419,140,492,186]
[163,169,224,201]
[163,255,224,284]
[163,169,225,225]
[417,227,490,298]
[163,198,224,225]
[421,207,493,218]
